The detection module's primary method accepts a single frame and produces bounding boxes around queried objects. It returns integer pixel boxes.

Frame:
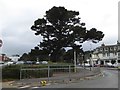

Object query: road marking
[31,86,40,89]
[19,85,30,89]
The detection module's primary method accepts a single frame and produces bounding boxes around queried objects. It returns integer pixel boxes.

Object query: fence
[20,65,101,83]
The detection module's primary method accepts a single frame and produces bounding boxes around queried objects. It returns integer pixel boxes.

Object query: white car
[16,61,24,64]
[4,61,14,66]
[82,63,91,67]
[106,63,113,67]
[112,63,120,68]
[0,61,5,67]
[41,61,48,64]
[36,61,40,64]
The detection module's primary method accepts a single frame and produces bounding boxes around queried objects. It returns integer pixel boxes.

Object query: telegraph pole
[74,49,77,72]
[89,42,93,71]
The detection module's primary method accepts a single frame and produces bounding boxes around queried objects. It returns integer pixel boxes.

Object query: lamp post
[73,45,82,72]
[89,42,93,71]
[74,49,77,73]
[82,54,85,69]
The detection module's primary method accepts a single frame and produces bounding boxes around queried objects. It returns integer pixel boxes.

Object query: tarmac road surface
[38,68,119,88]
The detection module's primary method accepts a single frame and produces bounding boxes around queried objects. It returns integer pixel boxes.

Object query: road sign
[0,39,3,47]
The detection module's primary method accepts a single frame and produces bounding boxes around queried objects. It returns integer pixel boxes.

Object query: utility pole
[73,45,81,73]
[89,42,93,71]
[74,49,77,72]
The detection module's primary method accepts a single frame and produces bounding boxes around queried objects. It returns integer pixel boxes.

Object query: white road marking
[19,85,30,89]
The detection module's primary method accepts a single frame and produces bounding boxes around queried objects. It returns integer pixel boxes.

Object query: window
[110,47,113,51]
[100,48,102,52]
[114,52,117,55]
[105,60,109,63]
[102,53,106,57]
[118,60,120,63]
[105,47,108,51]
[118,46,120,50]
[107,53,110,56]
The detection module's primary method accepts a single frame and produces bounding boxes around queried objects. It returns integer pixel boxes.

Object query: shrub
[2,65,53,80]
[2,65,20,80]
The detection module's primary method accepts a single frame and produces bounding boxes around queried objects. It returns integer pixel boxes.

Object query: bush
[2,65,53,80]
[21,69,53,79]
[2,65,20,80]
[2,64,74,80]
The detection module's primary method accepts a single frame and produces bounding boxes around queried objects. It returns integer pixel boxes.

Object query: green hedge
[2,65,53,80]
[2,64,74,80]
[21,69,53,79]
[2,65,20,80]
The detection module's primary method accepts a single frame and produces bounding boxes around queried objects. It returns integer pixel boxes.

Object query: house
[9,54,20,62]
[0,54,10,61]
[92,42,120,66]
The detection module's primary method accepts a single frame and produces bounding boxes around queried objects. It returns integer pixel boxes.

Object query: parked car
[24,61,33,64]
[4,61,14,66]
[41,61,48,64]
[0,61,5,67]
[16,61,24,65]
[94,64,100,67]
[112,63,120,68]
[82,63,91,67]
[106,63,113,67]
[36,61,40,64]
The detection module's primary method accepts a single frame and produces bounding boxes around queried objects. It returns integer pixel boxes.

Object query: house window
[100,48,102,52]
[105,48,108,51]
[102,53,106,57]
[118,60,120,63]
[114,47,117,51]
[114,52,117,55]
[107,53,110,56]
[105,60,109,63]
[118,46,120,50]
[110,47,113,51]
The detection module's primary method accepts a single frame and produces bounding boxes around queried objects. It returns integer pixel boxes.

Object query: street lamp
[89,42,93,71]
[82,54,85,69]
[74,49,77,72]
[73,45,81,73]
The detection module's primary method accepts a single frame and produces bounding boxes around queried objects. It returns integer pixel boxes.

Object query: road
[38,68,119,88]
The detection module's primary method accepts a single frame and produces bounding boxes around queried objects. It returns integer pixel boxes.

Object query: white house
[92,42,120,66]
[9,55,20,62]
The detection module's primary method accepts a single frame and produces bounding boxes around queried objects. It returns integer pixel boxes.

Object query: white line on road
[19,85,30,89]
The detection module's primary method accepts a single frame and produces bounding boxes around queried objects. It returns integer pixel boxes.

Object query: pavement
[2,67,102,89]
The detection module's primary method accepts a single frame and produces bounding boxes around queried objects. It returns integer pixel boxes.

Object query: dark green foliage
[21,70,53,79]
[19,53,29,61]
[64,49,74,63]
[84,28,104,43]
[2,65,20,80]
[2,65,53,80]
[31,6,104,62]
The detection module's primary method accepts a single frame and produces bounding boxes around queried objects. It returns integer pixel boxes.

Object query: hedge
[2,64,74,80]
[2,65,53,80]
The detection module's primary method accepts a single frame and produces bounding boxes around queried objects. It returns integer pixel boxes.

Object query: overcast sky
[0,0,119,56]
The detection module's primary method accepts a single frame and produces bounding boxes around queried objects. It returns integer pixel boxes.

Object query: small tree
[31,6,104,62]
[20,53,29,61]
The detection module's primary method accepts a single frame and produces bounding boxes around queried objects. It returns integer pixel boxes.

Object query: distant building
[0,54,10,61]
[92,42,120,66]
[9,54,20,62]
